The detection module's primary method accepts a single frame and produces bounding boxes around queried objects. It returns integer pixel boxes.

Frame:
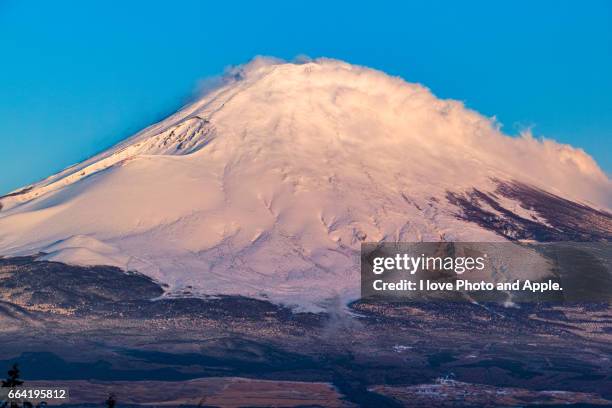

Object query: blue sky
[0,0,610,194]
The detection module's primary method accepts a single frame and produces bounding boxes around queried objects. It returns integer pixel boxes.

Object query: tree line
[1,364,115,408]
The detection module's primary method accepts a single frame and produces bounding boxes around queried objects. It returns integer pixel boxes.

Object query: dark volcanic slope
[447,180,612,241]
[0,256,163,311]
[0,256,318,324]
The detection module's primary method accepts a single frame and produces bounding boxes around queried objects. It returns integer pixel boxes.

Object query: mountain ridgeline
[0,58,610,309]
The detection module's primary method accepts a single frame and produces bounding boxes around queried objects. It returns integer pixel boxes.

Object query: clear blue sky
[1,0,610,194]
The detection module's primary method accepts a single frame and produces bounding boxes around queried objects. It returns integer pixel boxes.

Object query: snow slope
[0,58,610,309]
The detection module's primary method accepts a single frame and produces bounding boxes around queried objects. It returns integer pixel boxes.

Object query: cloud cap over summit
[0,58,610,310]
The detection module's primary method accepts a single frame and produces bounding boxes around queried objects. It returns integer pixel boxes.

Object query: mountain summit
[1,58,610,308]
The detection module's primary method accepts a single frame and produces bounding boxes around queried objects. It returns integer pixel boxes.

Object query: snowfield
[0,58,610,310]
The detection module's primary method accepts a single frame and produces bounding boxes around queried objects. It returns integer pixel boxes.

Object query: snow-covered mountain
[0,58,610,309]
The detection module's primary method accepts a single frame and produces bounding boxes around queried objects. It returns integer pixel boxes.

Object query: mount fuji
[1,58,610,309]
